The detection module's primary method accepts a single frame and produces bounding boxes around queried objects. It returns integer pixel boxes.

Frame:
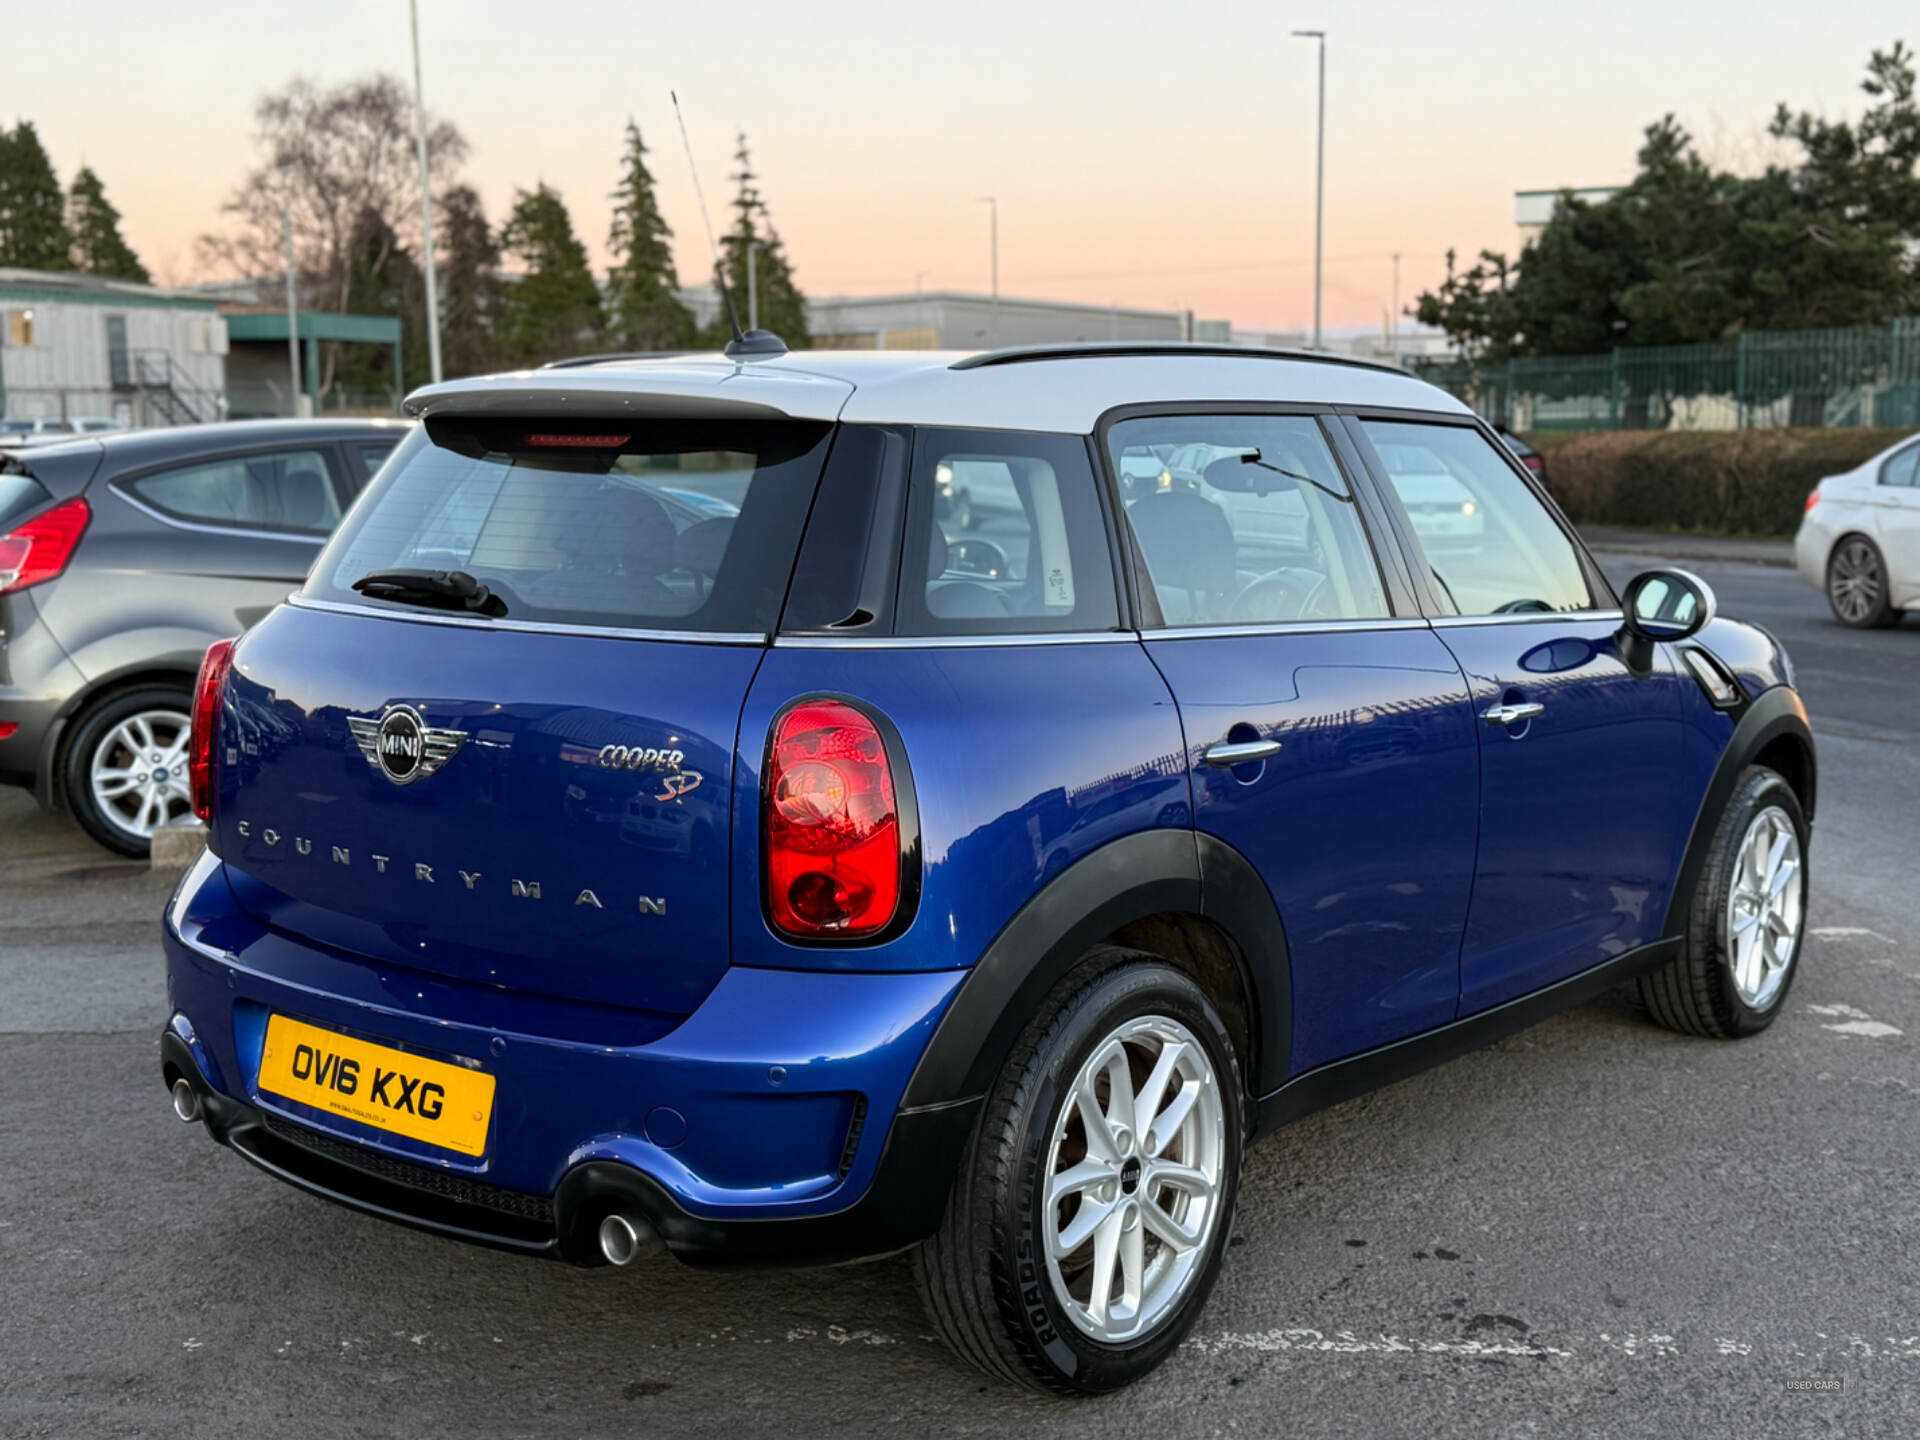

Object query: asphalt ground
[1,552,1915,1439]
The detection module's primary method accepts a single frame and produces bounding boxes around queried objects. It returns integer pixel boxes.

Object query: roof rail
[948,341,1409,377]
[539,350,697,370]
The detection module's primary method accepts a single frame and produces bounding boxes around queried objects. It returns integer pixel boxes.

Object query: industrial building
[0,268,228,428]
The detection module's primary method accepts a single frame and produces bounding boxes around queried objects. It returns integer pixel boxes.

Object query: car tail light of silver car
[189,638,237,822]
[763,699,902,939]
[0,495,89,595]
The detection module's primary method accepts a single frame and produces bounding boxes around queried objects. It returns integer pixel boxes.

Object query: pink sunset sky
[10,1,1915,333]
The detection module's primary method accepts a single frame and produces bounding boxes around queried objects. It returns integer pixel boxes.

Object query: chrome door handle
[1203,738,1283,766]
[1482,701,1544,727]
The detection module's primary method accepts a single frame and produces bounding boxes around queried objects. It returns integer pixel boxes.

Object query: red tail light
[0,495,90,595]
[1523,455,1545,473]
[763,699,904,939]
[189,638,237,823]
[1805,489,1821,513]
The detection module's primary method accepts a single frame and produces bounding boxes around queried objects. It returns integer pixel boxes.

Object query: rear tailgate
[218,605,753,1017]
[212,409,838,1022]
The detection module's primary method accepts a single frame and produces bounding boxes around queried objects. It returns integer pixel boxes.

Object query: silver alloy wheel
[1828,538,1883,624]
[90,708,194,841]
[1042,1014,1226,1344]
[1725,804,1804,1010]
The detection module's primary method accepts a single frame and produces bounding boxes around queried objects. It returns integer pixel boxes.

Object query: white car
[1796,434,1920,627]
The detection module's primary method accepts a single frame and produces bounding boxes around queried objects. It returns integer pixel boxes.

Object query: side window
[1107,414,1391,626]
[353,440,401,484]
[1881,444,1920,488]
[1360,421,1593,616]
[901,428,1119,635]
[125,449,342,535]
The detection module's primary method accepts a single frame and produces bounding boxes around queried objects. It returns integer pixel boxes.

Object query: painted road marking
[1806,1002,1903,1038]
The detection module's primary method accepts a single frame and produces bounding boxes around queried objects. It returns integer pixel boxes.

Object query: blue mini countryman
[162,341,1815,1394]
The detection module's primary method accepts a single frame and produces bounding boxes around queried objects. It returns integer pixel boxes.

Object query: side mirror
[1621,568,1716,642]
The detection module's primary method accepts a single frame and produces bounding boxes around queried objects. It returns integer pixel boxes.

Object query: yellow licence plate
[258,1015,496,1157]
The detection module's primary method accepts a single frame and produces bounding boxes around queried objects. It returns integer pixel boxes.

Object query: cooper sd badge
[597,743,703,802]
[347,705,467,787]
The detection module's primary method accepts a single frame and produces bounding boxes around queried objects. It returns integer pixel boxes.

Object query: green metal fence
[1413,318,1920,432]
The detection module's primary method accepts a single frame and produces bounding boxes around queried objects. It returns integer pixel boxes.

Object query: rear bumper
[162,851,975,1267]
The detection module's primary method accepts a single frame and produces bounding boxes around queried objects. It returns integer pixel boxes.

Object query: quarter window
[1361,421,1594,616]
[900,428,1119,635]
[1107,414,1391,626]
[125,448,342,534]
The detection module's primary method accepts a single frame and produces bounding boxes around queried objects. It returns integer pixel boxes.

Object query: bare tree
[201,74,467,400]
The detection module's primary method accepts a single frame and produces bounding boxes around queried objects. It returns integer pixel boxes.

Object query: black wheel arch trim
[897,826,1294,1113]
[1660,683,1815,940]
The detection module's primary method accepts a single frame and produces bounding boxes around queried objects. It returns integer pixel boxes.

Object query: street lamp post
[1291,29,1326,350]
[279,166,302,417]
[978,196,998,346]
[410,0,444,384]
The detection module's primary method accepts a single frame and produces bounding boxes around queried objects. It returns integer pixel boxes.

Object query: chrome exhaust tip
[598,1211,663,1266]
[170,1077,202,1123]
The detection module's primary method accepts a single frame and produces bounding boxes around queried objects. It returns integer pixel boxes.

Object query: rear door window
[1881,444,1919,488]
[351,439,401,485]
[123,448,343,534]
[1107,414,1391,626]
[1360,420,1594,616]
[304,420,831,633]
[900,428,1119,635]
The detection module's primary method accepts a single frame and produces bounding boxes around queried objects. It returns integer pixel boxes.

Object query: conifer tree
[0,122,74,270]
[67,166,149,281]
[438,185,505,377]
[606,120,694,352]
[707,132,808,346]
[497,183,603,366]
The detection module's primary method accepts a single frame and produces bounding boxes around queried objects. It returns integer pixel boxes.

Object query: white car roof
[404,344,1470,435]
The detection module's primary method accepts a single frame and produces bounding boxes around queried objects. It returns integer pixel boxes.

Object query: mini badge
[347,704,467,787]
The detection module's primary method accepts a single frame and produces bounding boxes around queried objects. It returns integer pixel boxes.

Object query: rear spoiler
[403,363,852,425]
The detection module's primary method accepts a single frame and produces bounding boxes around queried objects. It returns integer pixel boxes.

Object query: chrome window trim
[773,630,1136,649]
[287,594,768,645]
[1145,616,1430,641]
[1432,608,1624,628]
[111,483,329,546]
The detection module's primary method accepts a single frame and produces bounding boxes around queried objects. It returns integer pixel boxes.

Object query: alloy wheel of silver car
[1724,804,1804,1010]
[1827,538,1885,624]
[90,708,195,841]
[1042,1014,1226,1344]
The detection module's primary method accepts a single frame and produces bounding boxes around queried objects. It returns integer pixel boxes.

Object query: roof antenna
[671,91,787,361]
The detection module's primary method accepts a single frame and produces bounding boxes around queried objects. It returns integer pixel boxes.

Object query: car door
[1873,440,1920,601]
[109,442,350,632]
[1351,416,1692,1014]
[1109,410,1481,1074]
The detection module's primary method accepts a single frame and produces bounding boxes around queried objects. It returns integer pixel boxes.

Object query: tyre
[914,949,1243,1395]
[1638,766,1809,1039]
[1826,534,1903,628]
[62,686,196,857]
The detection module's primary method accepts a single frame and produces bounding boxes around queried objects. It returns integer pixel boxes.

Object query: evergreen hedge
[1530,427,1916,537]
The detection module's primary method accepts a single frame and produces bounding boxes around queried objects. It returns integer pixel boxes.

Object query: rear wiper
[351,568,507,618]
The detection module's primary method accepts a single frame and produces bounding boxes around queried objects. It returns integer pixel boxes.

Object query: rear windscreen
[303,420,833,633]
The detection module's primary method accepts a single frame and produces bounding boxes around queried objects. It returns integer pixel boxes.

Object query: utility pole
[746,242,766,331]
[410,0,444,383]
[1291,30,1326,350]
[978,196,998,345]
[1391,251,1401,362]
[279,165,303,417]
